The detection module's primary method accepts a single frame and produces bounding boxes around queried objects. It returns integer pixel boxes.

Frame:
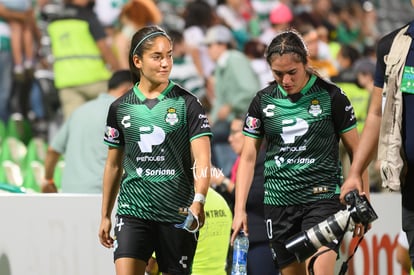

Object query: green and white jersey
[104,81,212,223]
[243,75,357,206]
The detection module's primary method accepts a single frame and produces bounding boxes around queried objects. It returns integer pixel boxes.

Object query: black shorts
[113,215,198,275]
[264,196,346,268]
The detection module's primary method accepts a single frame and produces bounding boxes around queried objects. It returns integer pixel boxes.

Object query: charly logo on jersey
[308,98,322,117]
[121,115,131,128]
[165,107,179,125]
[263,104,275,117]
[138,125,166,153]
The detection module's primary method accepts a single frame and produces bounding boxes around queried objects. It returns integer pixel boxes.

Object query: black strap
[337,225,367,275]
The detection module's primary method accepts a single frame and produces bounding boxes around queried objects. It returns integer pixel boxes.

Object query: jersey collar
[277,74,317,96]
[133,81,175,101]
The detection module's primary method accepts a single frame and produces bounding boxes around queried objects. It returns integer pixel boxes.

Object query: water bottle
[231,230,249,275]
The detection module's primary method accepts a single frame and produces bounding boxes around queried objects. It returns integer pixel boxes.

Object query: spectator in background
[352,57,381,192]
[215,0,253,50]
[297,23,338,80]
[41,70,132,193]
[0,0,40,119]
[332,45,368,190]
[227,116,279,275]
[205,24,260,176]
[112,0,162,69]
[47,0,120,120]
[359,0,380,51]
[294,0,336,41]
[209,116,280,275]
[0,4,26,123]
[333,1,365,50]
[331,44,361,84]
[250,0,279,34]
[259,2,293,46]
[143,187,233,275]
[191,187,233,275]
[0,0,37,78]
[182,0,217,103]
[206,24,259,124]
[93,0,127,37]
[243,39,273,89]
[354,57,376,100]
[168,29,206,102]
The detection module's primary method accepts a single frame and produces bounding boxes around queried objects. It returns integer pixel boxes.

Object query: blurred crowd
[0,0,412,194]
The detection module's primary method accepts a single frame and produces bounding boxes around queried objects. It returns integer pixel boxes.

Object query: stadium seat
[23,160,44,192]
[1,160,24,187]
[6,114,33,145]
[0,120,6,145]
[0,136,28,166]
[23,137,47,167]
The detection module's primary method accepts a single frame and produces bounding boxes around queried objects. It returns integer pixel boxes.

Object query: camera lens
[285,210,352,262]
[285,231,317,262]
[285,191,378,263]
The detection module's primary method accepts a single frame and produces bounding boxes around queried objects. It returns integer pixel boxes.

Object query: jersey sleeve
[103,100,124,147]
[332,88,357,134]
[243,93,264,139]
[186,96,212,141]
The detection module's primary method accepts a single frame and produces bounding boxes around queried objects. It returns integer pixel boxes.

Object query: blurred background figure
[169,29,206,103]
[1,0,40,121]
[227,116,279,275]
[297,23,338,80]
[182,0,217,104]
[0,0,38,78]
[243,39,273,89]
[205,24,259,177]
[331,44,361,84]
[259,2,293,46]
[47,0,120,120]
[112,0,162,69]
[191,187,233,275]
[41,70,132,193]
[0,3,26,124]
[93,0,127,37]
[143,187,233,275]
[250,0,279,35]
[353,57,381,192]
[215,0,253,50]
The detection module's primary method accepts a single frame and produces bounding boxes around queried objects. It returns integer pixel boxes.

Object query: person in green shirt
[98,25,212,275]
[231,30,369,275]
